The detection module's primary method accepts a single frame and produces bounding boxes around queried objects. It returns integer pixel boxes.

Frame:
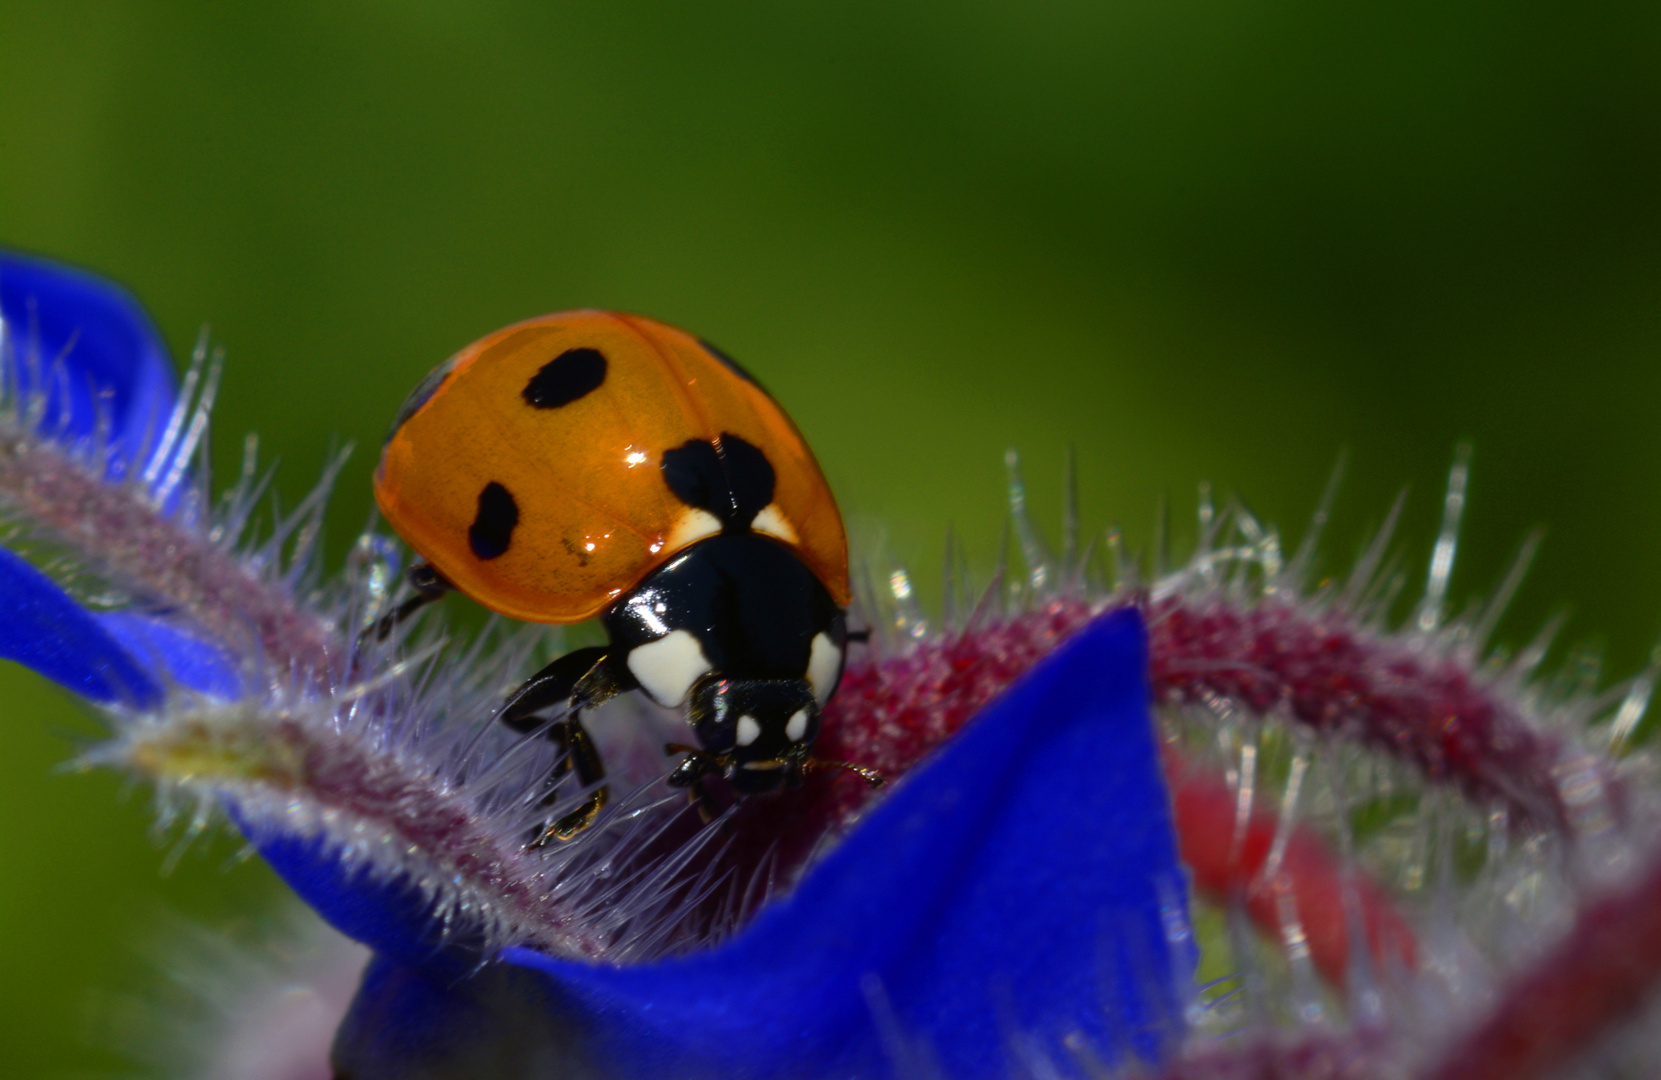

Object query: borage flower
[5,250,1661,1080]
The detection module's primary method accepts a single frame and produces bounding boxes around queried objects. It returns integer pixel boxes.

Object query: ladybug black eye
[523,347,607,408]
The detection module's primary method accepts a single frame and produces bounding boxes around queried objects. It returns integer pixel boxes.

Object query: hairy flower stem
[1149,835,1661,1079]
[105,699,617,959]
[0,420,338,678]
[1419,837,1661,1080]
[1147,595,1602,836]
[804,596,1614,846]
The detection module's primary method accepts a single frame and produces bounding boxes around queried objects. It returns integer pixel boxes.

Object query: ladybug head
[688,676,821,794]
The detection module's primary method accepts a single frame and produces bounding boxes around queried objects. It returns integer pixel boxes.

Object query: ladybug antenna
[805,756,885,788]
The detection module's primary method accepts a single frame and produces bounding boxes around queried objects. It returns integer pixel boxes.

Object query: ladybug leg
[531,713,608,846]
[665,743,728,823]
[363,563,452,643]
[503,647,638,846]
[500,646,614,732]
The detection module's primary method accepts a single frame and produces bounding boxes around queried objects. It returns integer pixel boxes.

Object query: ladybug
[373,311,880,843]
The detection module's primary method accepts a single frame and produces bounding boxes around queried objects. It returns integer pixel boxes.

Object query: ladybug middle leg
[361,563,453,644]
[502,646,636,845]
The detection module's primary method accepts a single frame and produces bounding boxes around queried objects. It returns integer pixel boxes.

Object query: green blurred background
[3,1,1659,1073]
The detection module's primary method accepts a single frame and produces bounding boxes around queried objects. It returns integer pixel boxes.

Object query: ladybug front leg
[665,743,728,823]
[501,646,615,730]
[532,713,609,845]
[501,646,636,845]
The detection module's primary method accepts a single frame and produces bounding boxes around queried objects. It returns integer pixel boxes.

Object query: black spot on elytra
[469,482,519,560]
[660,433,775,529]
[699,339,768,393]
[523,348,607,409]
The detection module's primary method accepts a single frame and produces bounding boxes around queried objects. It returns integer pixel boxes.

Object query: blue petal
[1,250,177,483]
[330,955,593,1078]
[0,545,160,706]
[0,545,241,702]
[333,608,1194,1080]
[246,826,490,980]
[97,610,243,699]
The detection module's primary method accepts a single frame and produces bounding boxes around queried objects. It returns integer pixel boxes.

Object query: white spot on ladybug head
[807,632,842,705]
[785,708,810,743]
[750,503,799,545]
[736,714,762,746]
[666,508,722,554]
[626,629,712,708]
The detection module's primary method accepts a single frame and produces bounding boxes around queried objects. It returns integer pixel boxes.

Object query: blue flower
[0,251,1196,1080]
[1,250,178,485]
[0,251,236,702]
